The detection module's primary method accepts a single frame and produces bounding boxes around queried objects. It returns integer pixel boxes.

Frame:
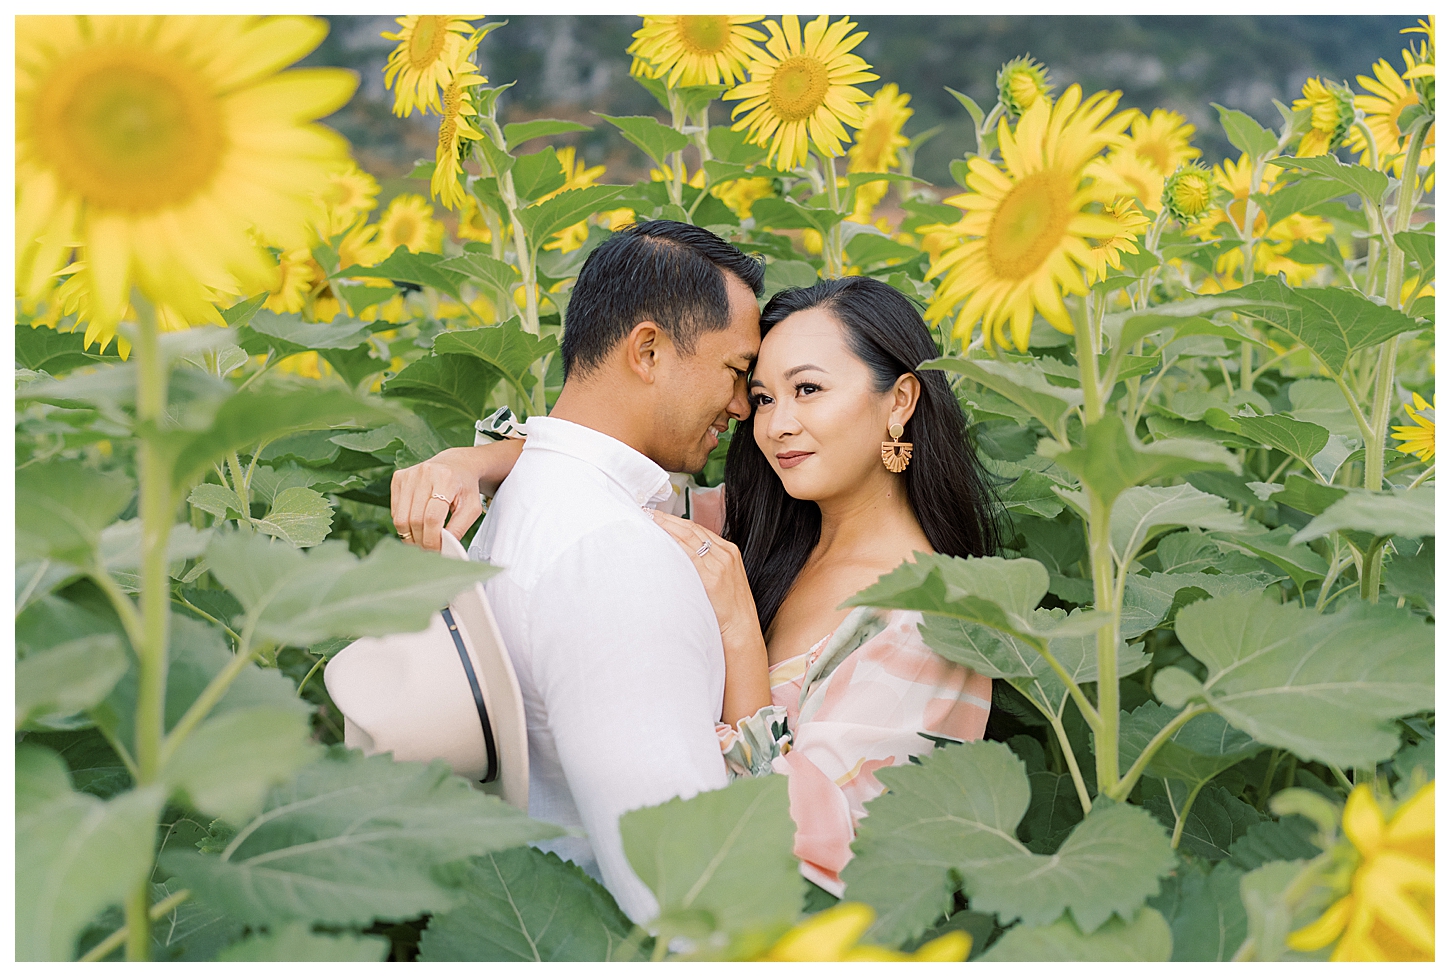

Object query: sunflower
[713,176,776,219]
[377,194,445,254]
[1192,154,1330,287]
[456,194,494,243]
[1293,77,1355,157]
[318,163,381,237]
[307,221,389,322]
[997,55,1053,118]
[15,15,356,353]
[726,14,878,171]
[1391,392,1436,462]
[30,261,198,356]
[758,903,969,962]
[1345,56,1436,179]
[1287,783,1433,961]
[627,16,766,89]
[1086,148,1166,213]
[1084,198,1151,281]
[381,15,480,117]
[925,85,1133,351]
[849,83,913,174]
[264,247,318,314]
[1120,108,1199,175]
[431,52,488,211]
[538,146,608,252]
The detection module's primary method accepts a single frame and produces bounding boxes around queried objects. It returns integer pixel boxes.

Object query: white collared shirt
[469,416,728,924]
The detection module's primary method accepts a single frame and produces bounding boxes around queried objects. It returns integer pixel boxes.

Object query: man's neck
[548,379,654,460]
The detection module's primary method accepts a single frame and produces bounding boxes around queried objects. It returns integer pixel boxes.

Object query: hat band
[442,606,499,784]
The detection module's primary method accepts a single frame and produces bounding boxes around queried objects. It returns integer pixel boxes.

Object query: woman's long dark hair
[723,276,1003,634]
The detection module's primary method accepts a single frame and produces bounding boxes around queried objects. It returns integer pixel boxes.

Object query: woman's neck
[812,473,929,566]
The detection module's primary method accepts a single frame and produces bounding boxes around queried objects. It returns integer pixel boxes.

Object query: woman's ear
[889,373,922,429]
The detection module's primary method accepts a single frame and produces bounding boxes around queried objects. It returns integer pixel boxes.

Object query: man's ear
[624,321,666,383]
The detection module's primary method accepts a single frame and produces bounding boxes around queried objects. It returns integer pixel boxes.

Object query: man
[390,220,764,923]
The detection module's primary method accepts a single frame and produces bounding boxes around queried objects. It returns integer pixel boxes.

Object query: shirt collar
[523,416,675,508]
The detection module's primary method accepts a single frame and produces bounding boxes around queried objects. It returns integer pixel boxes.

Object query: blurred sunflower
[317,163,380,238]
[1293,77,1355,157]
[377,194,445,254]
[714,177,776,220]
[758,903,970,962]
[541,147,608,252]
[1087,148,1166,214]
[381,15,480,117]
[997,55,1053,118]
[431,51,488,211]
[1401,15,1435,80]
[1122,108,1199,175]
[456,194,494,243]
[264,247,318,314]
[726,14,878,171]
[1391,392,1436,462]
[1191,154,1331,287]
[1287,783,1434,961]
[1162,162,1216,223]
[627,16,766,88]
[925,85,1134,351]
[15,15,356,354]
[1345,56,1436,181]
[846,84,913,220]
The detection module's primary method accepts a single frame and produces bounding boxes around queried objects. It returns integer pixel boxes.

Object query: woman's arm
[390,438,525,551]
[649,510,771,727]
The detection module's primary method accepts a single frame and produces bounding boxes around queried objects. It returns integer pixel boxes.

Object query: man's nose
[726,374,751,421]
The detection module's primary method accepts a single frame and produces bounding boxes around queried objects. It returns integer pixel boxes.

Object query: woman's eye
[748,393,773,408]
[795,383,820,396]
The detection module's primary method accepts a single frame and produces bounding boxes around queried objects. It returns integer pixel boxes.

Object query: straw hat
[324,531,528,809]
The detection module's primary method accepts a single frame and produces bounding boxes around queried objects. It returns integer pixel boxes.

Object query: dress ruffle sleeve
[716,703,791,779]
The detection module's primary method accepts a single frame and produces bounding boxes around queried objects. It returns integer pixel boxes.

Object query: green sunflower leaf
[1173,593,1434,767]
[1231,279,1424,375]
[980,907,1173,962]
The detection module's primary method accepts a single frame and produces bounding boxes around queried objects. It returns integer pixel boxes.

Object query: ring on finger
[430,492,452,505]
[695,539,711,558]
[399,531,413,539]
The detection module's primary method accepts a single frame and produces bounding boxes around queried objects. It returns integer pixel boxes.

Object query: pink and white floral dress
[716,605,993,896]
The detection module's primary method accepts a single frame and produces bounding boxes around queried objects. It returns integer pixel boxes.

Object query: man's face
[650,274,760,473]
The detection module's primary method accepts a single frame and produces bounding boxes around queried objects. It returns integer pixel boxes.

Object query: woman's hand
[651,509,771,726]
[390,439,524,551]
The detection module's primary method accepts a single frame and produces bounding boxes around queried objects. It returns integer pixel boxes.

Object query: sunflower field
[13,13,1436,963]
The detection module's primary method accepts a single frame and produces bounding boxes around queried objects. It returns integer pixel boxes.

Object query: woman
[452,276,1001,895]
[648,276,1000,894]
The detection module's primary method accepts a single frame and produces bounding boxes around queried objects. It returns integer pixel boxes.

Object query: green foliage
[1168,594,1434,766]
[216,924,390,962]
[981,907,1173,962]
[161,749,564,927]
[621,775,801,955]
[420,849,643,961]
[843,742,1175,944]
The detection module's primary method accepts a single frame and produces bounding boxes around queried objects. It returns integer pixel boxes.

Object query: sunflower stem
[666,88,686,209]
[822,155,845,278]
[127,291,173,962]
[1071,294,1102,424]
[1087,491,1120,796]
[1363,117,1429,500]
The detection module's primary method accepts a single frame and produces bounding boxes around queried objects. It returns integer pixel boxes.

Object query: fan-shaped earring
[881,422,912,473]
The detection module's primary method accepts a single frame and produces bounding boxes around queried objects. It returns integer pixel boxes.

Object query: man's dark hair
[559,220,764,380]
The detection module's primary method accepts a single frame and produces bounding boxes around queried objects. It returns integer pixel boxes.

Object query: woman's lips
[776,451,812,469]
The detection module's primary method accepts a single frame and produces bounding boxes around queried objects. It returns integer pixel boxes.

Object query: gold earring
[881,421,912,473]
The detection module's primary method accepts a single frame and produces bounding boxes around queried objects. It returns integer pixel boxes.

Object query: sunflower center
[769,57,830,122]
[390,216,417,244]
[408,15,449,70]
[1136,140,1171,174]
[985,171,1073,281]
[678,16,731,55]
[35,48,225,212]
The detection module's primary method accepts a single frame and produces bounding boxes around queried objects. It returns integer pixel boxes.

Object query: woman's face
[748,306,917,502]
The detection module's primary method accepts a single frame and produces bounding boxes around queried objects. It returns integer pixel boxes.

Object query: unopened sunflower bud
[1162,162,1215,223]
[996,55,1053,118]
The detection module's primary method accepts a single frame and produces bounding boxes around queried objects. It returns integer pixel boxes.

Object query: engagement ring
[695,540,711,557]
